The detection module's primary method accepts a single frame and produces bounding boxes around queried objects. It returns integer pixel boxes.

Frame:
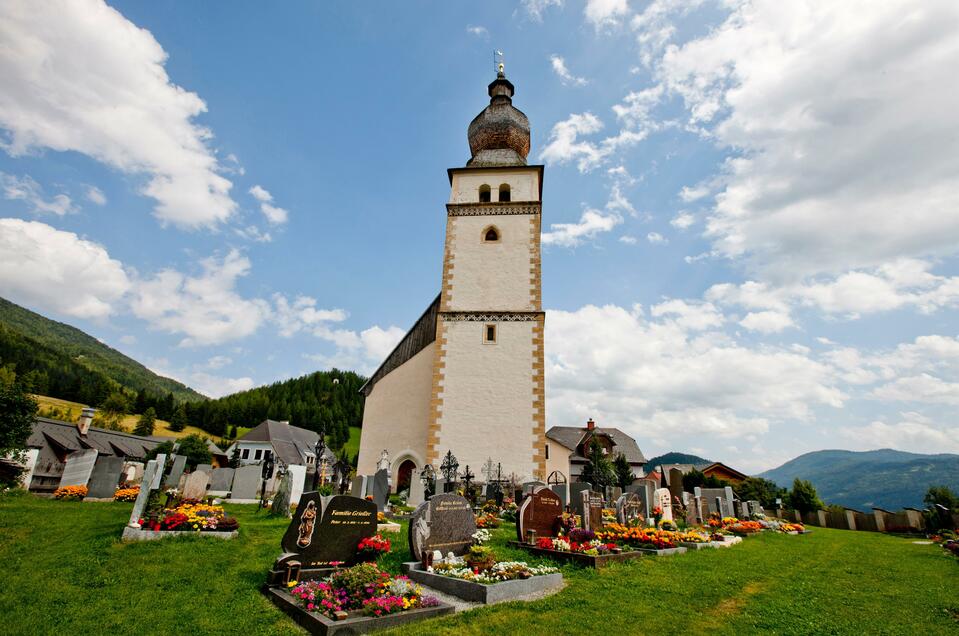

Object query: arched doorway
[396,459,416,494]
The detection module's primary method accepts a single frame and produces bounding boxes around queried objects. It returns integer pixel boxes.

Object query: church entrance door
[396,459,416,494]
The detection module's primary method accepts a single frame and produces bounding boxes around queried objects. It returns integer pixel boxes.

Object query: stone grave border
[121,527,238,542]
[401,562,564,604]
[263,585,453,636]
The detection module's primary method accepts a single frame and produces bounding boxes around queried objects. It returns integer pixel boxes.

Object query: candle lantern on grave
[440,450,459,494]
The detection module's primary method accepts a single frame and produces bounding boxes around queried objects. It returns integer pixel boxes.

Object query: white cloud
[539,112,606,171]
[649,299,722,331]
[656,0,959,278]
[235,225,273,243]
[188,372,254,399]
[0,0,236,229]
[131,249,269,346]
[679,184,709,202]
[85,185,106,206]
[0,218,130,319]
[670,212,695,229]
[542,207,622,247]
[204,355,232,370]
[248,185,288,225]
[306,324,405,375]
[466,25,488,38]
[584,0,629,30]
[272,294,348,338]
[619,235,638,245]
[522,0,563,21]
[646,231,667,245]
[1,173,75,215]
[872,374,959,406]
[739,310,794,334]
[119,335,137,345]
[550,55,588,86]
[839,414,959,455]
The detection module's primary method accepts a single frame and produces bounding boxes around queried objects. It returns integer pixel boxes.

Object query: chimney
[78,407,96,436]
[586,418,595,431]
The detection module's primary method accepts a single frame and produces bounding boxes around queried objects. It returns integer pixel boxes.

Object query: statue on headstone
[296,500,318,548]
[377,450,390,472]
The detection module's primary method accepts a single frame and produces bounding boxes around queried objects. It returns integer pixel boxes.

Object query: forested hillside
[183,370,366,449]
[0,297,203,405]
[645,452,712,467]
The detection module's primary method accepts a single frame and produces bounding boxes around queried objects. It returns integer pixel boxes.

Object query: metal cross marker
[440,450,459,493]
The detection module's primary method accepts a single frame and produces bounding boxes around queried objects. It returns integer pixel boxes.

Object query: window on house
[254,449,263,460]
[306,455,314,465]
[483,226,499,242]
[241,448,250,460]
[498,183,511,202]
[264,450,272,461]
[545,444,550,460]
[484,324,497,344]
[479,184,491,202]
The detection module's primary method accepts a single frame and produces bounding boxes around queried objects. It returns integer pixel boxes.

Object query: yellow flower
[287,580,298,588]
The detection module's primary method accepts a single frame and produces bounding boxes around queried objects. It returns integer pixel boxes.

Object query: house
[545,418,647,484]
[24,412,159,493]
[226,419,335,474]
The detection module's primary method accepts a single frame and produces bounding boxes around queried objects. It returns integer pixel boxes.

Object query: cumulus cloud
[85,185,106,206]
[550,55,588,86]
[1,173,75,216]
[739,310,794,334]
[522,0,563,21]
[542,207,622,247]
[272,294,348,338]
[670,212,695,229]
[188,372,255,398]
[839,413,959,455]
[0,0,237,228]
[619,235,638,245]
[305,324,405,375]
[248,185,288,225]
[646,231,667,245]
[0,218,130,319]
[584,0,630,30]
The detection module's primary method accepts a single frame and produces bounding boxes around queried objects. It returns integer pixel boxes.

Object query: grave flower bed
[475,512,502,529]
[53,485,87,500]
[431,559,558,584]
[113,486,139,502]
[535,536,618,556]
[357,534,390,560]
[598,524,679,550]
[780,522,806,533]
[288,563,439,619]
[726,520,763,535]
[138,502,239,532]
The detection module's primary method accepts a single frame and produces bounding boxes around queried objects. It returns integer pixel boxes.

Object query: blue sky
[2,0,958,472]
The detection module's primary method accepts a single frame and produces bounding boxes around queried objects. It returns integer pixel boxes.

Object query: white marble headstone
[654,487,673,522]
[59,449,99,488]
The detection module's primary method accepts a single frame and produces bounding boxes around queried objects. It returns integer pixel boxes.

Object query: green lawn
[0,492,955,635]
[341,425,361,459]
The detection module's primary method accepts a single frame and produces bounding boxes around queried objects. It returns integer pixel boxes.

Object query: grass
[341,425,361,458]
[34,394,217,440]
[0,492,955,635]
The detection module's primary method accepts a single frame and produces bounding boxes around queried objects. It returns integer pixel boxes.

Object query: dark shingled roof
[28,417,159,459]
[545,426,647,464]
[360,294,440,397]
[239,419,324,466]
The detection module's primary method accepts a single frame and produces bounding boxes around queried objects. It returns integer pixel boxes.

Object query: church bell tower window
[498,183,511,202]
[483,226,500,242]
[479,184,491,202]
[484,324,497,344]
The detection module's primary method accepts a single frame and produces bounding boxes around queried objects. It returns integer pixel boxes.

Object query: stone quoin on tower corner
[356,66,547,489]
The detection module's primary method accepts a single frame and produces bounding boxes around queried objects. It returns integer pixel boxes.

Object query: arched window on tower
[479,184,491,202]
[498,183,511,202]
[483,226,500,242]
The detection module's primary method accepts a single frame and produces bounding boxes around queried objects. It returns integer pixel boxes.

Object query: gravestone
[408,493,476,561]
[164,455,187,488]
[276,493,378,572]
[123,462,143,484]
[86,456,125,498]
[195,463,213,475]
[615,492,643,525]
[517,486,563,541]
[668,468,685,501]
[59,449,99,488]
[434,477,446,497]
[523,480,546,495]
[127,455,165,528]
[697,487,734,517]
[371,469,390,512]
[271,472,294,516]
[182,470,210,500]
[550,483,569,508]
[628,479,657,518]
[570,482,591,510]
[685,497,699,526]
[654,488,673,522]
[208,467,235,495]
[408,474,426,507]
[697,496,709,522]
[582,490,604,532]
[231,464,261,500]
[350,475,367,498]
[610,486,623,502]
[733,500,743,519]
[287,465,307,508]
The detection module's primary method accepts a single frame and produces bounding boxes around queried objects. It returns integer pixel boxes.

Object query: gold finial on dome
[494,50,505,77]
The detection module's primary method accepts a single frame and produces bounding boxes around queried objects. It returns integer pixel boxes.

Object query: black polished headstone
[278,493,377,569]
[408,493,476,561]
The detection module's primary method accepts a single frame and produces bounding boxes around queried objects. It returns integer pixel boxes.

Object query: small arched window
[498,183,511,202]
[483,226,500,242]
[479,184,491,202]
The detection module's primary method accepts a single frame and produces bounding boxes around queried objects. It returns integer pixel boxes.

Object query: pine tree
[580,438,614,489]
[613,453,633,488]
[169,404,188,432]
[787,478,824,513]
[134,407,157,437]
[0,379,38,465]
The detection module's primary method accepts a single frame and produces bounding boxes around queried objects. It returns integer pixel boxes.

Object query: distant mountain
[759,449,959,510]
[645,452,712,467]
[0,296,204,404]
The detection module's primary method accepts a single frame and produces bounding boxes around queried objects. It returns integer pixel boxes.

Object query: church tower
[427,68,546,481]
[357,67,546,488]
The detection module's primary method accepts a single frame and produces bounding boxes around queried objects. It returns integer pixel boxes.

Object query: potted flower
[652,506,663,525]
[465,545,496,572]
[357,534,391,561]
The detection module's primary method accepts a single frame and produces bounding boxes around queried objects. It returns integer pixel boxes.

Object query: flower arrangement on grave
[598,524,678,550]
[475,512,501,529]
[535,536,618,555]
[53,485,87,500]
[602,508,617,523]
[138,501,238,532]
[432,560,559,584]
[113,486,140,502]
[472,528,492,545]
[726,520,763,534]
[779,522,805,533]
[288,563,439,619]
[675,530,711,543]
[556,512,581,535]
[658,519,677,531]
[482,499,500,514]
[376,511,387,523]
[357,534,391,560]
[652,506,663,524]
[465,545,497,571]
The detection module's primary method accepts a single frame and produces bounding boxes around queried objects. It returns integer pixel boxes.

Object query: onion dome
[467,70,531,167]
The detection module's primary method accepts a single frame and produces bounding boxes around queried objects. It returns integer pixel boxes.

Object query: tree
[613,453,633,489]
[228,446,240,469]
[175,434,212,468]
[99,391,131,429]
[681,468,731,492]
[133,407,157,437]
[787,478,823,513]
[229,425,238,439]
[169,405,188,433]
[580,438,614,490]
[735,476,787,508]
[0,379,38,462]
[924,485,959,512]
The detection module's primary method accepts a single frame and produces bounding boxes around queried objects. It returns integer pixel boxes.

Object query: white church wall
[434,320,538,480]
[357,341,435,477]
[445,213,537,311]
[449,168,540,204]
